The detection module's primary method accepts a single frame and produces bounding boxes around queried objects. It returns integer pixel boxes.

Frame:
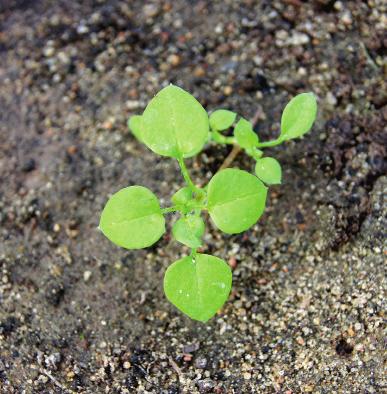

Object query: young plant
[99,85,317,322]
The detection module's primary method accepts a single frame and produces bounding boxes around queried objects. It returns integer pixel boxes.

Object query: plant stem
[190,248,197,259]
[215,137,284,172]
[215,107,264,172]
[187,201,206,211]
[217,145,241,172]
[256,138,284,148]
[161,206,178,214]
[246,147,263,160]
[177,155,203,196]
[211,131,235,145]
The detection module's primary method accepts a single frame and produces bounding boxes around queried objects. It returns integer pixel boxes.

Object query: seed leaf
[207,168,267,234]
[172,215,205,248]
[141,85,209,158]
[209,109,237,132]
[99,186,165,249]
[234,118,259,148]
[280,93,317,140]
[255,157,282,185]
[164,254,232,322]
[128,115,144,142]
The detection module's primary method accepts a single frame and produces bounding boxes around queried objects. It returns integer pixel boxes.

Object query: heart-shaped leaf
[141,85,209,158]
[280,93,317,140]
[164,254,232,322]
[209,109,237,132]
[255,157,282,185]
[207,168,267,234]
[234,118,259,148]
[172,215,205,248]
[99,186,165,249]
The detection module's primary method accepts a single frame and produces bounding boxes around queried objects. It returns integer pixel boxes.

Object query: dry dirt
[0,1,386,393]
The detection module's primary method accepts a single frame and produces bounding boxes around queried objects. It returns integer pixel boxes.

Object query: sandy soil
[0,1,386,393]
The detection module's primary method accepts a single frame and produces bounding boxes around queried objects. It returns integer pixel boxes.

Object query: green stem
[211,131,236,145]
[186,202,206,211]
[190,248,198,259]
[161,206,178,214]
[245,147,263,160]
[224,136,236,145]
[177,155,203,196]
[256,137,284,148]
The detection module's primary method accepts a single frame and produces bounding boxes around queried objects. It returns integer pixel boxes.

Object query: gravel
[0,0,386,393]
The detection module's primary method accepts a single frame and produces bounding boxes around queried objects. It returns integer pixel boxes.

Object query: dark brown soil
[0,1,386,393]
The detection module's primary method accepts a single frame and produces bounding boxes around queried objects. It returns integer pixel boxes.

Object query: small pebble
[228,256,237,269]
[195,357,208,369]
[223,86,233,96]
[22,158,36,172]
[243,372,251,380]
[143,4,159,18]
[183,354,193,362]
[197,379,215,393]
[83,271,92,282]
[193,66,205,77]
[167,54,181,67]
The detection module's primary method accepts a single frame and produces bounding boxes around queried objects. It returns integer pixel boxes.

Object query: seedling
[99,85,317,322]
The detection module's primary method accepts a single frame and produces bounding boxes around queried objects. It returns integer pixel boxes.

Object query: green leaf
[172,215,205,248]
[99,186,165,249]
[141,85,209,158]
[171,187,192,207]
[209,109,237,132]
[255,157,282,185]
[128,115,144,142]
[280,93,317,140]
[234,118,259,148]
[164,253,232,322]
[207,168,267,234]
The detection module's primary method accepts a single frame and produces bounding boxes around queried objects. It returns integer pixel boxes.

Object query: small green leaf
[164,254,232,322]
[209,109,237,132]
[141,85,209,158]
[171,187,192,207]
[255,157,282,185]
[128,115,144,142]
[280,93,317,140]
[172,215,205,248]
[99,186,165,249]
[234,118,259,148]
[207,168,267,234]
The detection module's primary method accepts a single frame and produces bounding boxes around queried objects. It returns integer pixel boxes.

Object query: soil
[0,1,386,393]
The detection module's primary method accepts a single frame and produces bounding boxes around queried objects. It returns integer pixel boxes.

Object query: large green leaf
[255,157,282,185]
[233,118,259,148]
[164,254,232,322]
[209,109,236,132]
[207,168,267,234]
[141,85,209,158]
[280,93,317,140]
[99,186,165,249]
[172,215,205,248]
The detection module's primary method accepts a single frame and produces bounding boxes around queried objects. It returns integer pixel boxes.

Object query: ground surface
[0,1,386,393]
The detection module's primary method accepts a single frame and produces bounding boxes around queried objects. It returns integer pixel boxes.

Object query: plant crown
[100,85,317,322]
